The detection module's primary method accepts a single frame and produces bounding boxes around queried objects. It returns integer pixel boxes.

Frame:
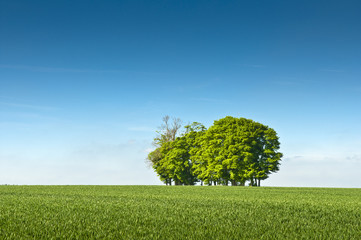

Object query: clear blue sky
[1,0,360,187]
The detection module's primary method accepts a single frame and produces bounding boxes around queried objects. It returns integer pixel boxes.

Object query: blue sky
[1,0,360,187]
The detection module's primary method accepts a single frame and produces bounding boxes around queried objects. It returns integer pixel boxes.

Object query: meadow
[0,185,359,239]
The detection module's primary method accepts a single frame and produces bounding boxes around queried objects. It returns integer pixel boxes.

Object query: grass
[0,185,360,239]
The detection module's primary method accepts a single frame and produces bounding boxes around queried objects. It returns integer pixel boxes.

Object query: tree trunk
[201,181,203,186]
[258,179,261,187]
[175,179,181,185]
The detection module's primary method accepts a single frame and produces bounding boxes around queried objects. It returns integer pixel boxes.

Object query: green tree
[147,117,206,185]
[147,116,182,185]
[147,147,172,185]
[157,122,206,185]
[191,117,245,185]
[148,116,282,186]
[244,122,283,186]
[191,116,282,186]
[157,137,196,185]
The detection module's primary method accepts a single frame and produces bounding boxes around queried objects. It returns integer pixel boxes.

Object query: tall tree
[191,117,247,185]
[244,122,283,186]
[191,117,282,186]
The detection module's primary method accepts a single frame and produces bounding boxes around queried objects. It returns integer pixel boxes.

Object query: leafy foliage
[148,116,282,186]
[148,120,206,185]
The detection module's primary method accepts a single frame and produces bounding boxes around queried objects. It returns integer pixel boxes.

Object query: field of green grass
[0,185,360,239]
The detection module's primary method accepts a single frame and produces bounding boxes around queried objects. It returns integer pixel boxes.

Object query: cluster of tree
[147,116,282,186]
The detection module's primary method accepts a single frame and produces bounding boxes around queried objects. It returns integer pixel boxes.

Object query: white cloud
[240,64,266,68]
[346,155,361,162]
[320,69,345,73]
[272,81,297,86]
[264,155,361,188]
[0,64,121,73]
[143,147,155,153]
[0,140,162,185]
[190,97,229,103]
[127,126,155,132]
[0,102,57,111]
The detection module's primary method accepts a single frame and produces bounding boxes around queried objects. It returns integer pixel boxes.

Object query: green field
[0,186,360,239]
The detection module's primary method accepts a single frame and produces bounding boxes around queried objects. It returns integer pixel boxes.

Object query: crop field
[0,186,360,239]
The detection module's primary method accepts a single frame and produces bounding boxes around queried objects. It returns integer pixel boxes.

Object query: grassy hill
[0,185,360,239]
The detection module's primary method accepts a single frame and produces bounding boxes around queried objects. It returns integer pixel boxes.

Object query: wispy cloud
[284,154,361,164]
[190,97,229,103]
[320,69,345,73]
[0,64,121,73]
[284,156,303,161]
[128,126,155,132]
[346,155,361,162]
[240,64,266,68]
[0,102,57,111]
[0,64,166,75]
[272,80,297,86]
[143,147,154,153]
[0,96,18,100]
[166,80,217,93]
[68,140,151,165]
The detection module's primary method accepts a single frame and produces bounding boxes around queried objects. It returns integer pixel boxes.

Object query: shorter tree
[157,137,196,185]
[147,116,182,185]
[148,119,206,185]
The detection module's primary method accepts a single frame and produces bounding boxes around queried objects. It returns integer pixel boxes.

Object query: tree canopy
[147,116,282,186]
